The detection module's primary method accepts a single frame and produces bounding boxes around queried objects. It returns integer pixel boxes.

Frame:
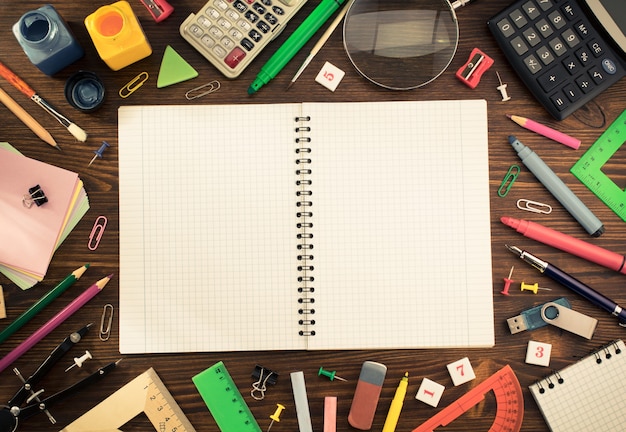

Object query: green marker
[248,0,346,94]
[0,264,89,344]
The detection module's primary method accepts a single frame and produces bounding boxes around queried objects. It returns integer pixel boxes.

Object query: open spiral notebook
[118,99,494,353]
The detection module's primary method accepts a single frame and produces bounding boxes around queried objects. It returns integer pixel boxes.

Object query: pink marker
[0,274,113,374]
[508,114,581,149]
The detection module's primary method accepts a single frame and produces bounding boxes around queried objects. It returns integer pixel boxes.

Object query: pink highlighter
[348,361,387,430]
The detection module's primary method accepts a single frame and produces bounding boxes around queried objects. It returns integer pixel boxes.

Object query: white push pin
[496,71,511,101]
[65,350,92,372]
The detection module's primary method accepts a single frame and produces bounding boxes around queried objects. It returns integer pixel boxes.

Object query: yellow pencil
[0,86,59,150]
[382,372,409,432]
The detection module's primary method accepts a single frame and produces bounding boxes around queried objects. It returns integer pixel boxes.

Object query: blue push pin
[89,141,110,166]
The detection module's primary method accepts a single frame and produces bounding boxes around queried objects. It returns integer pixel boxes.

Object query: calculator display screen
[584,0,626,54]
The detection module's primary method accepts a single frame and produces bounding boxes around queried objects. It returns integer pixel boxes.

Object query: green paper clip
[498,164,520,197]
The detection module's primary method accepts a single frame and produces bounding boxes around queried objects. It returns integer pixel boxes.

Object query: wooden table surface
[1,0,625,431]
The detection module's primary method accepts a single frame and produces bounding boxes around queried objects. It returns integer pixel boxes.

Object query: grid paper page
[119,104,301,353]
[304,100,494,349]
[529,340,626,431]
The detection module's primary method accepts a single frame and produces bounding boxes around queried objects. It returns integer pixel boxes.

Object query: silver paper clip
[517,199,552,214]
[88,216,107,250]
[119,72,149,98]
[100,304,114,341]
[185,80,221,100]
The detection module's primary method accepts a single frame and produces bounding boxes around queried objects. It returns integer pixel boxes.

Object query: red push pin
[501,266,514,295]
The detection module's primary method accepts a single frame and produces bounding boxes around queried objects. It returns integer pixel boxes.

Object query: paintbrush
[0,60,87,142]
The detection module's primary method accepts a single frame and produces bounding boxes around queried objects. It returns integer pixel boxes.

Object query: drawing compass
[0,323,120,432]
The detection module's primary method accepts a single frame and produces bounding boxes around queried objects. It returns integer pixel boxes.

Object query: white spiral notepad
[529,339,626,431]
[117,100,494,353]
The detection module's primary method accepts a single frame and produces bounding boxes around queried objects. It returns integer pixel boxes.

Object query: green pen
[248,0,346,94]
[0,264,89,344]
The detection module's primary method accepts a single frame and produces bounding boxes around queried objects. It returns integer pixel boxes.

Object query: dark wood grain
[1,1,625,431]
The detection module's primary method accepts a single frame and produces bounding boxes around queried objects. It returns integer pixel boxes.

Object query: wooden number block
[447,357,476,386]
[415,378,445,407]
[315,62,345,92]
[526,340,552,367]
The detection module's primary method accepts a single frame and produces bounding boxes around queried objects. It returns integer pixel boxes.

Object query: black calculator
[488,0,626,120]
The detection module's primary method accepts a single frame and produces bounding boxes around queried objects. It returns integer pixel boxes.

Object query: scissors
[0,323,120,432]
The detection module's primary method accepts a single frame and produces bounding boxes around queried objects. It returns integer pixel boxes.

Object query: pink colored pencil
[0,274,112,374]
[508,114,581,149]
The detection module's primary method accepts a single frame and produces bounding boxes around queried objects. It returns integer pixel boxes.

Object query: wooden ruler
[411,365,523,432]
[60,367,196,432]
[571,109,626,221]
[192,361,262,432]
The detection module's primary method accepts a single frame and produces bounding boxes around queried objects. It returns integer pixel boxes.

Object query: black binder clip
[251,365,278,400]
[22,184,48,208]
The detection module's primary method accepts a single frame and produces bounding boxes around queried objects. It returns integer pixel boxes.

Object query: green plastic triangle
[157,46,198,88]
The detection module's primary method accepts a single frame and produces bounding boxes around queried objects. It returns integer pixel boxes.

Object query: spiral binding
[295,116,315,337]
[535,340,623,394]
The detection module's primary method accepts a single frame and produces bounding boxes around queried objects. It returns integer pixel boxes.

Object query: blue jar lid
[64,71,105,112]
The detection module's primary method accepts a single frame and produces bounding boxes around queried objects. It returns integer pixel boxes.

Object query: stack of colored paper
[0,143,89,289]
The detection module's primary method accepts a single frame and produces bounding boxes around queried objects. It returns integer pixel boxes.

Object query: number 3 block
[447,357,476,386]
[526,340,552,366]
[415,378,445,407]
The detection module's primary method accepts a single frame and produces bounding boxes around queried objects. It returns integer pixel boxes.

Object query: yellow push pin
[267,403,285,432]
[520,281,552,294]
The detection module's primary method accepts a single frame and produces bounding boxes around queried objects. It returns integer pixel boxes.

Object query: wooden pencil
[0,86,59,150]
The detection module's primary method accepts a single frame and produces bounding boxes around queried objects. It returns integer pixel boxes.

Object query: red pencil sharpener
[456,48,494,89]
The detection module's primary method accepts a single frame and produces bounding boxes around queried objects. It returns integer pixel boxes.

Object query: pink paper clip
[88,216,107,250]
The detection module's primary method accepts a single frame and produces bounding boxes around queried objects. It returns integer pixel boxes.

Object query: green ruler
[192,361,262,432]
[571,109,626,222]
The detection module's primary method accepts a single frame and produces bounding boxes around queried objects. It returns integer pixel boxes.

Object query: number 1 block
[447,357,476,386]
[415,378,445,407]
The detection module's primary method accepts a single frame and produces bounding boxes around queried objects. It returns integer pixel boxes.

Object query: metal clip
[88,216,107,251]
[185,80,221,100]
[100,304,114,341]
[516,199,552,214]
[498,165,520,197]
[119,72,149,98]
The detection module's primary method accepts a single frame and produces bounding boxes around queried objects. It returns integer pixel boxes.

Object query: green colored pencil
[0,264,89,344]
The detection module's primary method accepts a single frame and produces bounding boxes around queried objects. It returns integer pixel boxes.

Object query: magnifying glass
[343,0,473,90]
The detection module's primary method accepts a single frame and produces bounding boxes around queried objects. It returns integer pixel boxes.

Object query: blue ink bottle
[13,5,84,76]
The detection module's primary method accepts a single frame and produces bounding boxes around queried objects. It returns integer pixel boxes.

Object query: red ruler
[412,365,523,432]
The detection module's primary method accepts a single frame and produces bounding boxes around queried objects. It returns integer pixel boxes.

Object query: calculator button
[563,83,581,101]
[272,6,285,15]
[197,16,212,27]
[536,19,554,38]
[225,10,240,21]
[252,3,266,14]
[561,29,580,48]
[575,75,594,93]
[588,66,606,85]
[265,13,278,25]
[260,0,271,5]
[245,11,259,23]
[213,45,227,58]
[497,18,516,37]
[236,19,252,31]
[200,35,215,48]
[561,4,575,20]
[523,28,541,46]
[550,93,569,111]
[217,18,232,29]
[562,56,580,74]
[537,0,553,12]
[522,1,541,20]
[249,29,262,42]
[588,40,603,57]
[215,0,229,11]
[257,21,271,33]
[221,36,236,49]
[536,45,555,65]
[229,28,244,40]
[206,7,222,18]
[241,38,254,51]
[548,11,566,29]
[575,21,589,38]
[209,26,224,38]
[511,36,529,55]
[549,37,567,57]
[602,58,618,75]
[576,47,591,65]
[233,1,247,12]
[509,9,528,28]
[524,54,543,74]
[188,24,204,37]
[538,64,567,91]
